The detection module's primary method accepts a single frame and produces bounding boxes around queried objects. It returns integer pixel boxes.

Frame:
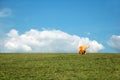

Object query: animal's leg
[84,50,86,54]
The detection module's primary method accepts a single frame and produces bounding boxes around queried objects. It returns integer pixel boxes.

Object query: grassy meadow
[0,53,120,80]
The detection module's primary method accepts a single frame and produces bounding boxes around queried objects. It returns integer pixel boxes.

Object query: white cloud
[3,29,104,52]
[0,8,12,17]
[108,35,120,51]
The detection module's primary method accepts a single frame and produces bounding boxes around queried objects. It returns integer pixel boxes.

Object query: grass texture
[0,53,120,80]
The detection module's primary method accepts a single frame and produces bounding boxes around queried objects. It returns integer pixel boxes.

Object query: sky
[0,0,120,53]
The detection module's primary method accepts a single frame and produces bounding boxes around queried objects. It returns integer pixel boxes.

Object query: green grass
[0,53,120,80]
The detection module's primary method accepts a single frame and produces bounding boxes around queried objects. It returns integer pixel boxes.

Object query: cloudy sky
[0,0,120,53]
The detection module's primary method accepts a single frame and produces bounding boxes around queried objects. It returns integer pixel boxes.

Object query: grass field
[0,53,120,80]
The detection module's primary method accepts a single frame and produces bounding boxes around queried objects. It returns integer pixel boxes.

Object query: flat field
[0,53,120,80]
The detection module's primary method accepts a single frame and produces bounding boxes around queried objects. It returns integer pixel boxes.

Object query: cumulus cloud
[108,35,120,51]
[3,29,104,52]
[0,8,12,17]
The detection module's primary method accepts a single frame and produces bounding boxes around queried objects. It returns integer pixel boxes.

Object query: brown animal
[78,45,89,55]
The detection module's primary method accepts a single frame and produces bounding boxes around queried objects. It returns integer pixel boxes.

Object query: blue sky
[0,0,120,53]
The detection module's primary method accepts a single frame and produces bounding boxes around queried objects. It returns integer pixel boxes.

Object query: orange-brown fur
[78,45,88,55]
